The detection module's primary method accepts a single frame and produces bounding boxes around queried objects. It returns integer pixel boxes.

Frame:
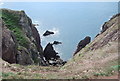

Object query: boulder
[74,36,91,56]
[101,22,108,33]
[53,41,62,45]
[43,30,54,36]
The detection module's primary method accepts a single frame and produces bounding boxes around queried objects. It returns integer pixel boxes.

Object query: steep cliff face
[2,20,17,63]
[1,9,45,65]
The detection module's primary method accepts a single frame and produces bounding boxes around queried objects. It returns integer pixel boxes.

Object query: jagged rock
[1,9,46,65]
[101,22,108,33]
[43,43,59,63]
[2,20,17,63]
[31,25,43,53]
[92,13,120,50]
[97,13,120,36]
[43,42,66,66]
[43,30,54,36]
[49,58,67,66]
[16,46,34,65]
[55,58,67,66]
[91,27,119,50]
[53,41,62,45]
[74,36,91,56]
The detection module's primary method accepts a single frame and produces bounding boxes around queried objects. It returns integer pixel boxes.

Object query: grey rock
[2,20,17,63]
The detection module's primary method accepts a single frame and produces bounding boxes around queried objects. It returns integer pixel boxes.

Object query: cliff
[1,9,46,65]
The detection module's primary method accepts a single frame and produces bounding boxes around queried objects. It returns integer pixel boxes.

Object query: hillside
[0,9,119,79]
[61,13,119,79]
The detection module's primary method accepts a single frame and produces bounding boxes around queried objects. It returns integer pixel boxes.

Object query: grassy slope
[1,12,119,79]
[60,14,119,79]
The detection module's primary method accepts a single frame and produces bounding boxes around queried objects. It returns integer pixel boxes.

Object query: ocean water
[1,2,118,61]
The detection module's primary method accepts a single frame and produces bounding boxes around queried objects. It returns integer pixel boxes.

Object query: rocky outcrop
[96,13,120,36]
[1,9,46,65]
[53,41,62,45]
[2,20,17,63]
[31,25,43,53]
[74,36,91,56]
[43,43,59,63]
[91,13,119,50]
[43,30,54,36]
[43,42,66,66]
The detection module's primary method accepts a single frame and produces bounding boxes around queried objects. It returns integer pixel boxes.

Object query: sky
[0,2,118,61]
[0,0,119,2]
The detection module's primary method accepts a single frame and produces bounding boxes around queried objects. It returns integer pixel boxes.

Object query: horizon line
[1,0,120,2]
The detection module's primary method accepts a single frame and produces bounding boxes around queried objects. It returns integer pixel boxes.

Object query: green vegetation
[0,10,2,17]
[2,72,45,79]
[81,75,89,79]
[1,9,29,48]
[94,72,109,77]
[1,9,20,28]
[13,27,29,48]
[111,65,120,71]
[2,65,60,79]
[2,72,16,78]
[93,65,119,77]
